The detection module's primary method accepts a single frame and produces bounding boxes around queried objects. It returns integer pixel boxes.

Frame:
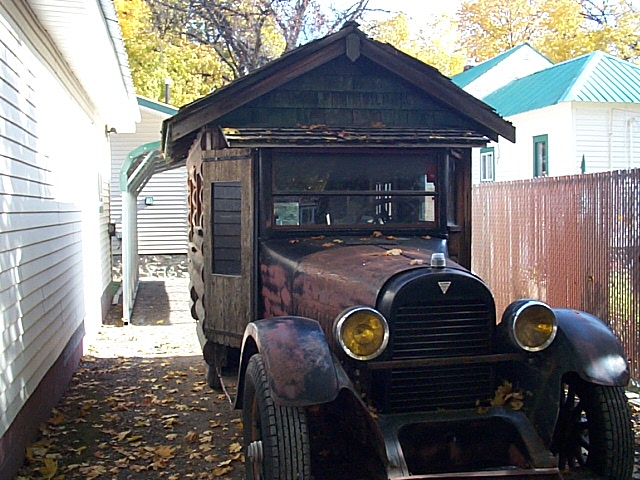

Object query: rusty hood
[259,235,461,329]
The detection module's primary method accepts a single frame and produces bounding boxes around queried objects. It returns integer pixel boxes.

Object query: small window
[480,147,495,182]
[533,135,548,178]
[211,182,241,275]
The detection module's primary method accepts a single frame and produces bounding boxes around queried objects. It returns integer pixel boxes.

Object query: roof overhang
[26,0,140,132]
[220,126,491,148]
[120,141,181,195]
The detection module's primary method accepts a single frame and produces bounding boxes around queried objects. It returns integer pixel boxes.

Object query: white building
[453,47,640,182]
[0,1,138,477]
[109,96,186,256]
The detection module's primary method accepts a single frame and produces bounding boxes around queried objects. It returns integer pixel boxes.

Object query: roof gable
[484,51,640,117]
[163,23,514,162]
[452,44,553,100]
[452,44,533,88]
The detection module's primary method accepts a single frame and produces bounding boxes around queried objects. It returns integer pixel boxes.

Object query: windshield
[272,152,438,229]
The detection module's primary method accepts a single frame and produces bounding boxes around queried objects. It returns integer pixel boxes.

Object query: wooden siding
[218,56,484,132]
[0,4,109,447]
[110,106,187,255]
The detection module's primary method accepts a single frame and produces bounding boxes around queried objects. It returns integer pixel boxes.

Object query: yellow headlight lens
[512,302,557,351]
[335,307,389,360]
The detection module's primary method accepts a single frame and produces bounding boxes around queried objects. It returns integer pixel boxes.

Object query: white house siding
[0,3,118,476]
[110,104,187,255]
[574,103,640,173]
[473,103,575,183]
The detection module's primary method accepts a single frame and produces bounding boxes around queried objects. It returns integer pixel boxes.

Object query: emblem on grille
[438,281,452,294]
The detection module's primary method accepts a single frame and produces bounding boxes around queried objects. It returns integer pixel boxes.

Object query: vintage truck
[162,23,634,480]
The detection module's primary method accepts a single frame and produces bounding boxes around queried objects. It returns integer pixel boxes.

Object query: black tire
[243,354,311,480]
[551,375,634,479]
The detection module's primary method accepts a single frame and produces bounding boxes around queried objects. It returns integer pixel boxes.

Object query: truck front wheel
[551,375,634,479]
[243,354,311,480]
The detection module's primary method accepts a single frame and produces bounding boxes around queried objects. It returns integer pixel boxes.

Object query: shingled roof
[162,23,515,164]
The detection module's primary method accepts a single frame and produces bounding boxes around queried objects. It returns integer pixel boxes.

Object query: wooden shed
[162,22,515,354]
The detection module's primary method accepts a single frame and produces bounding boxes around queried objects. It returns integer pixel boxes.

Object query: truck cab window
[272,153,438,228]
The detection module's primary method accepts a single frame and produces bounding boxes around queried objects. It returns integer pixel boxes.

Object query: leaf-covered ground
[16,278,245,480]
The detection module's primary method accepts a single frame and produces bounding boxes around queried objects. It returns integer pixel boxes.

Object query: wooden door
[202,148,254,349]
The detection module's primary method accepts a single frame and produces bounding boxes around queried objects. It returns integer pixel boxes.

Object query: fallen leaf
[49,409,66,426]
[322,243,334,248]
[69,446,87,455]
[155,445,176,459]
[38,458,57,480]
[229,442,242,454]
[384,248,403,256]
[211,465,233,476]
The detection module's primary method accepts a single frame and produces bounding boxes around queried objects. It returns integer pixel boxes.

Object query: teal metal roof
[451,44,533,88]
[483,51,640,117]
[137,96,178,116]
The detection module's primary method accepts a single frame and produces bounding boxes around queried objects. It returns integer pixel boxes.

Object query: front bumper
[378,407,560,479]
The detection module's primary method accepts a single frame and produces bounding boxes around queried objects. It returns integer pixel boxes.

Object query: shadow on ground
[15,278,244,480]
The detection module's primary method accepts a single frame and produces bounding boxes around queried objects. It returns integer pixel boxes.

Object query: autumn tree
[458,0,640,64]
[578,0,640,61]
[363,13,466,76]
[115,0,229,106]
[144,0,372,80]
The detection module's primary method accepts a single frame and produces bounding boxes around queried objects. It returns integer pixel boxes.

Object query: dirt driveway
[16,278,244,479]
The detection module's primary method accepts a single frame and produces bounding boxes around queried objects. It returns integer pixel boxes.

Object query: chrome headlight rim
[505,299,558,352]
[334,306,389,361]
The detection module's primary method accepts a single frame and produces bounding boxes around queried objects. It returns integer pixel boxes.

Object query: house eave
[26,0,140,132]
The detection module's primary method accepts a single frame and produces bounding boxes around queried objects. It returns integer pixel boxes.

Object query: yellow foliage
[459,0,640,64]
[364,14,466,76]
[114,0,228,106]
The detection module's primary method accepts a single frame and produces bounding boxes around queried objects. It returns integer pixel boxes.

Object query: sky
[326,0,462,25]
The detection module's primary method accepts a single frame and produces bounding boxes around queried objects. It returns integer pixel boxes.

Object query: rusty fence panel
[472,169,640,383]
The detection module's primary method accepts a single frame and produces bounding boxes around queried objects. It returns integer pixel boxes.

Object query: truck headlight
[334,307,389,360]
[502,300,557,352]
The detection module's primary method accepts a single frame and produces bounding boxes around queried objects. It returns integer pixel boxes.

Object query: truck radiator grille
[381,300,495,413]
[393,301,493,359]
[388,364,495,413]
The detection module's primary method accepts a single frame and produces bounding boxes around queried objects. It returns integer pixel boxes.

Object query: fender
[553,308,629,386]
[235,316,339,408]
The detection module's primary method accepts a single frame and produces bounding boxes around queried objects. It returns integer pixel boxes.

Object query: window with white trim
[480,147,495,182]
